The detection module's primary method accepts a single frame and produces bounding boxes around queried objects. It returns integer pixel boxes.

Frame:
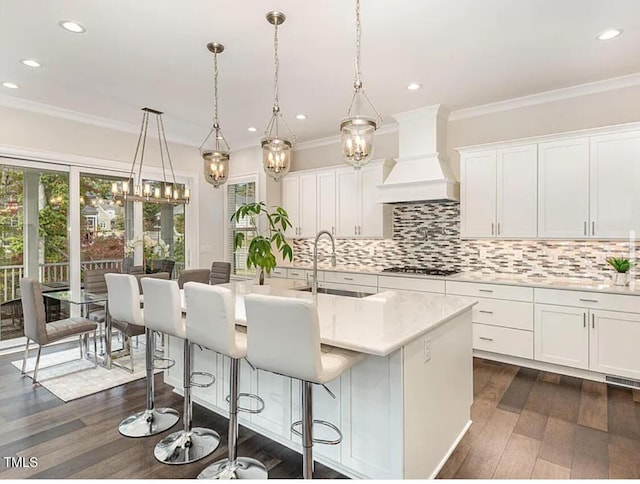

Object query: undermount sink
[295,287,374,298]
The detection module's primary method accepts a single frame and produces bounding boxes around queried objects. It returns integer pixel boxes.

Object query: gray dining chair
[177,269,211,289]
[84,267,119,353]
[19,278,98,384]
[210,262,231,285]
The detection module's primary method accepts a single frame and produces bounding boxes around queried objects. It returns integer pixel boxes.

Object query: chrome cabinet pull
[583,312,586,328]
[343,277,354,281]
[479,336,494,341]
[592,313,595,329]
[354,225,357,235]
[584,221,587,235]
[579,298,599,303]
[497,222,501,235]
[332,226,335,236]
[478,289,493,293]
[592,221,595,236]
[491,222,495,235]
[478,310,494,314]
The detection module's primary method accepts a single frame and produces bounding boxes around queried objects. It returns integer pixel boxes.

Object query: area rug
[11,342,156,402]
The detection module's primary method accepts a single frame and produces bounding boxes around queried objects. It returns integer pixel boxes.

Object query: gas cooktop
[381,266,459,277]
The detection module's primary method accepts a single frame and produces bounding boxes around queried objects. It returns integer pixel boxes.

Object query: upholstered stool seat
[244,294,363,479]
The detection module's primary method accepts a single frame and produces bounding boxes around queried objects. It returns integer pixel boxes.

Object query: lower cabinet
[473,323,533,359]
[590,309,640,380]
[534,304,589,370]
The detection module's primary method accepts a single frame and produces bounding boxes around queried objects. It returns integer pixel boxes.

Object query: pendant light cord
[354,0,362,89]
[273,23,280,110]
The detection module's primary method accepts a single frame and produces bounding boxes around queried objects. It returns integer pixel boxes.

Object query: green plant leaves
[606,256,635,273]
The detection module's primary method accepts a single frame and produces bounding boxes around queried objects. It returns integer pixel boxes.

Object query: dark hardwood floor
[0,343,344,479]
[437,358,640,479]
[2,344,639,479]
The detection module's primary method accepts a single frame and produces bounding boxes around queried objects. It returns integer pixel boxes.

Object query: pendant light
[112,108,190,204]
[261,11,295,182]
[340,0,382,169]
[200,42,230,188]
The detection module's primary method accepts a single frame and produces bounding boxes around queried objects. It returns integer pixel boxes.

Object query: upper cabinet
[460,144,537,238]
[282,160,393,240]
[590,131,640,238]
[460,124,640,240]
[538,138,590,238]
[282,173,317,238]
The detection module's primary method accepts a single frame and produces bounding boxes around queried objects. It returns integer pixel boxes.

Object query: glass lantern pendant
[340,0,382,169]
[261,11,295,182]
[200,42,230,188]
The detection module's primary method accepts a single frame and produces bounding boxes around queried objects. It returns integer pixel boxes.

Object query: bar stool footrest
[291,419,343,445]
[152,356,175,371]
[191,371,215,388]
[225,392,265,414]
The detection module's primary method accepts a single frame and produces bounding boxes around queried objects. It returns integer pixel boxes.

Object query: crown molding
[449,72,640,121]
[0,93,201,147]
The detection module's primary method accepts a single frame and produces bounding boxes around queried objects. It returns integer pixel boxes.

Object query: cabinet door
[360,164,384,237]
[250,369,292,439]
[590,131,640,238]
[317,171,336,236]
[336,168,359,237]
[534,304,589,370]
[497,145,537,238]
[281,175,299,238]
[298,173,317,237]
[590,309,640,380]
[538,138,590,238]
[460,151,496,237]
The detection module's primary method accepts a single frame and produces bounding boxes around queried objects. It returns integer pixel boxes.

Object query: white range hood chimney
[378,104,459,203]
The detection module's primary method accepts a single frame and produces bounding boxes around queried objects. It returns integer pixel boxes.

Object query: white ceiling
[1,0,640,148]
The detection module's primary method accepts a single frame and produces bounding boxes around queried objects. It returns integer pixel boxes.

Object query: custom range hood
[378,104,459,203]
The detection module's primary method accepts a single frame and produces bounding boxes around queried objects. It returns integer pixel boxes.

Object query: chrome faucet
[312,230,336,295]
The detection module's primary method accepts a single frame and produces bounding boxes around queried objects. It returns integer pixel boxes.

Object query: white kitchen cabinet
[538,138,590,238]
[590,309,640,380]
[336,161,393,238]
[282,173,317,238]
[534,304,589,370]
[496,145,537,237]
[590,130,640,238]
[460,145,536,238]
[250,369,293,439]
[318,171,337,236]
[460,151,496,237]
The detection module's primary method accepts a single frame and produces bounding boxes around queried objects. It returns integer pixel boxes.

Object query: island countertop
[221,279,477,357]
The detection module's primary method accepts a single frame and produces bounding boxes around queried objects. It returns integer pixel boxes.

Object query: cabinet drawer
[473,298,533,331]
[447,281,533,302]
[286,269,309,281]
[271,267,288,278]
[324,271,378,287]
[377,275,445,293]
[473,323,533,359]
[534,288,640,313]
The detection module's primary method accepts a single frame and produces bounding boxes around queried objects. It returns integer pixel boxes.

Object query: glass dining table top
[43,290,108,305]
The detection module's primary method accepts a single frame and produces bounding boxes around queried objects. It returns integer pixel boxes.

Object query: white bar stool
[244,294,363,479]
[142,278,221,465]
[186,283,268,480]
[105,273,180,438]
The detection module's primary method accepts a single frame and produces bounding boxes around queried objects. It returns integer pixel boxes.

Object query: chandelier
[261,11,295,182]
[112,108,190,204]
[339,0,382,169]
[200,42,230,188]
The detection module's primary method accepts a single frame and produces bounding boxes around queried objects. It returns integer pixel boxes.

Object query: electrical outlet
[368,246,375,256]
[423,338,432,363]
[513,249,523,261]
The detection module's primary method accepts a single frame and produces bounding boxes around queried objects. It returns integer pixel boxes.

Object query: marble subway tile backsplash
[291,202,638,281]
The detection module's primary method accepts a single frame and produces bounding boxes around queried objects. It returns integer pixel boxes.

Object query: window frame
[224,174,259,278]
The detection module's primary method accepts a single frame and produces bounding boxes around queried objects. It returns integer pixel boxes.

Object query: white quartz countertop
[220,279,476,357]
[277,263,640,296]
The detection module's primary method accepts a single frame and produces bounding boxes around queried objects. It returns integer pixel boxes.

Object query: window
[227,180,256,276]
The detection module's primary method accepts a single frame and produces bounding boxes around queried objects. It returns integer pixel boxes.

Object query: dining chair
[177,269,210,289]
[84,267,119,353]
[19,278,98,384]
[210,262,231,285]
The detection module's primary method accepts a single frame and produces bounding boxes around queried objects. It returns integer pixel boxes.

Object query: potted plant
[232,202,293,289]
[125,234,171,274]
[606,257,635,286]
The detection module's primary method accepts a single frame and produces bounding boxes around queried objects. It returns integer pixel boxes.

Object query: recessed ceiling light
[2,82,19,89]
[21,59,41,68]
[296,114,307,120]
[597,28,623,40]
[248,127,258,133]
[407,83,422,91]
[59,20,86,33]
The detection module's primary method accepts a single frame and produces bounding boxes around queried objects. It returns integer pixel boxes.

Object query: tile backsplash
[291,202,638,281]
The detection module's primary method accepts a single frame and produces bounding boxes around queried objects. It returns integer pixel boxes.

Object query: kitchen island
[165,279,475,479]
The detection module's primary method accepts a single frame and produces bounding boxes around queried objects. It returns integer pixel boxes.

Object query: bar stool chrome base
[154,428,220,465]
[118,408,180,438]
[198,457,269,480]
